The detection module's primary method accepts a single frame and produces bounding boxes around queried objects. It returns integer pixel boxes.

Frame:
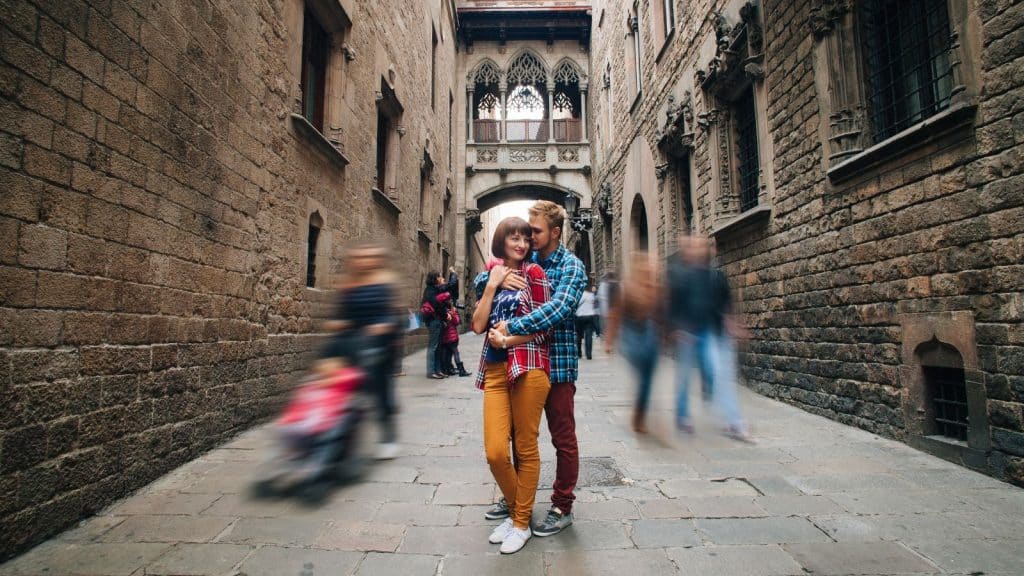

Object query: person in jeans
[667,233,751,441]
[421,271,450,379]
[574,283,599,360]
[471,216,551,555]
[604,254,663,434]
[482,200,587,537]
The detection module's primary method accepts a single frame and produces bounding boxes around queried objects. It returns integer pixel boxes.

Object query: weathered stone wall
[591,0,1024,486]
[0,0,458,558]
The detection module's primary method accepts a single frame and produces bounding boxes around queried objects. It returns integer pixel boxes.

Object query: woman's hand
[487,327,507,349]
[488,265,511,289]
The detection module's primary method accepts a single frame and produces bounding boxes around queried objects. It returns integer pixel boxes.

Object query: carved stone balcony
[466,141,591,175]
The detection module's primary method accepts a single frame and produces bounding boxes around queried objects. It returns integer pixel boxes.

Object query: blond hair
[528,200,566,232]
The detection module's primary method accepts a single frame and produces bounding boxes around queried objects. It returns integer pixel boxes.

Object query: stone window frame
[899,312,991,470]
[655,90,698,237]
[374,77,405,213]
[289,0,354,170]
[652,0,677,62]
[695,1,774,236]
[809,0,981,183]
[627,1,644,113]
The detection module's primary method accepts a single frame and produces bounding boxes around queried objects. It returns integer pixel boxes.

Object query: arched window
[630,195,649,251]
[471,61,502,142]
[553,60,583,141]
[506,52,548,142]
[306,211,323,287]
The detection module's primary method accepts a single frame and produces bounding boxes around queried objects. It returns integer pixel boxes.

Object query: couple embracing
[470,200,587,554]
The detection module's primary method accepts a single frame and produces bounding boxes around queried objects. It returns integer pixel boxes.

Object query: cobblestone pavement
[3,333,1024,575]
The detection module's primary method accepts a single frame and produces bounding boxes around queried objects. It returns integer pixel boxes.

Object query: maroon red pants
[545,381,578,514]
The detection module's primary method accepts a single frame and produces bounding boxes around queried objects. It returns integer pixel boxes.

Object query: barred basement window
[734,89,760,213]
[306,212,323,288]
[923,364,969,442]
[301,8,330,131]
[861,0,955,143]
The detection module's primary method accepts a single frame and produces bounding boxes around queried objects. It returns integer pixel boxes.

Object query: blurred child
[441,304,472,377]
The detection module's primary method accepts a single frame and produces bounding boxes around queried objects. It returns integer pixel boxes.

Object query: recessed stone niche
[899,312,990,470]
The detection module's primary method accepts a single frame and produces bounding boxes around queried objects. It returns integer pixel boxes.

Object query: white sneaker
[488,518,513,544]
[500,526,532,554]
[375,443,400,460]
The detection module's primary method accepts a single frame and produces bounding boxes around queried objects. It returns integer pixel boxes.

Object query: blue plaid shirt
[475,245,586,384]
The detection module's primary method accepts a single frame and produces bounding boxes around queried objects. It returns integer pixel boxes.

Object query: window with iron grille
[923,365,969,441]
[733,89,760,212]
[860,0,955,143]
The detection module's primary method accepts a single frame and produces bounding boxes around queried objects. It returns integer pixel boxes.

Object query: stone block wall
[0,0,458,559]
[590,0,1024,486]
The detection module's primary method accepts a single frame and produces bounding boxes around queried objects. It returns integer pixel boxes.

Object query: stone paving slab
[783,541,939,575]
[2,333,1023,575]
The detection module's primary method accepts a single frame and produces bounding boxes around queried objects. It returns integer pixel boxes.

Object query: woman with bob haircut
[471,216,551,554]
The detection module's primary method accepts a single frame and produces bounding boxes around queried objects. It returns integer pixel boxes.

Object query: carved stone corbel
[808,0,851,39]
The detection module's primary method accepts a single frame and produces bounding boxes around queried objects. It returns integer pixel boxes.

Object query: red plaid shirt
[475,262,551,389]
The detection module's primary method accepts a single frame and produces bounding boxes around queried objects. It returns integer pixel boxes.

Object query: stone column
[809,1,866,163]
[547,78,555,143]
[499,79,508,143]
[467,87,475,144]
[580,82,589,142]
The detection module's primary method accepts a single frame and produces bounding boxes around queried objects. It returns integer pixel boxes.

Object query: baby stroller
[252,331,387,504]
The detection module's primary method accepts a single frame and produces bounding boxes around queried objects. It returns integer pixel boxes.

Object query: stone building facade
[590,0,1024,486]
[0,0,459,558]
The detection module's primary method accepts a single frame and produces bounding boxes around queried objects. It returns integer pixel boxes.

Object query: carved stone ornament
[808,0,852,39]
[658,91,697,158]
[655,163,670,179]
[698,2,765,96]
[697,109,719,132]
[477,148,498,163]
[466,209,483,234]
[596,181,612,216]
[510,147,547,163]
[558,147,580,163]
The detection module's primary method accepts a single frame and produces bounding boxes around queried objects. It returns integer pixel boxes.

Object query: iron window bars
[734,89,760,213]
[861,0,955,143]
[923,365,970,441]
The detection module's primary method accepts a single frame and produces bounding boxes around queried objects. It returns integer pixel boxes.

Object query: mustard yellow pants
[482,362,551,529]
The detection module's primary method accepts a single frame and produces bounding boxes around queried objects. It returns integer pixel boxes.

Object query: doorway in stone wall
[630,194,649,252]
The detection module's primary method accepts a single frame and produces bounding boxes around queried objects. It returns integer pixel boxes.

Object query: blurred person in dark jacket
[667,233,751,441]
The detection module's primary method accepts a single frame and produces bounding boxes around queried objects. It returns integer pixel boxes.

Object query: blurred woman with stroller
[327,243,403,460]
[471,216,552,554]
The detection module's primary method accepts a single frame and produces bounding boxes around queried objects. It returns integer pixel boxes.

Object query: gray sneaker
[484,497,510,520]
[532,507,573,537]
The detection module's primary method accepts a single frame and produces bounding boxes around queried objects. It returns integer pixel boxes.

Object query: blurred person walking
[481,200,586,537]
[327,243,403,459]
[471,216,552,554]
[605,254,663,434]
[574,283,599,360]
[421,271,451,379]
[596,271,618,339]
[667,233,751,441]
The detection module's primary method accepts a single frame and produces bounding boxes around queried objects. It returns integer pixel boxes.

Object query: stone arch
[504,48,549,83]
[472,181,577,214]
[552,57,585,85]
[629,194,649,252]
[468,57,503,86]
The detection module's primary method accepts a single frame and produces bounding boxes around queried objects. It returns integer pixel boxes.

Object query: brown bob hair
[491,216,533,259]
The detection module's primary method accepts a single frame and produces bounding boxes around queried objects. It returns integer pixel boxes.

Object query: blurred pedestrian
[574,283,599,360]
[328,243,402,459]
[667,233,751,441]
[447,266,462,308]
[596,271,618,339]
[471,216,552,554]
[605,254,663,434]
[421,271,450,379]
